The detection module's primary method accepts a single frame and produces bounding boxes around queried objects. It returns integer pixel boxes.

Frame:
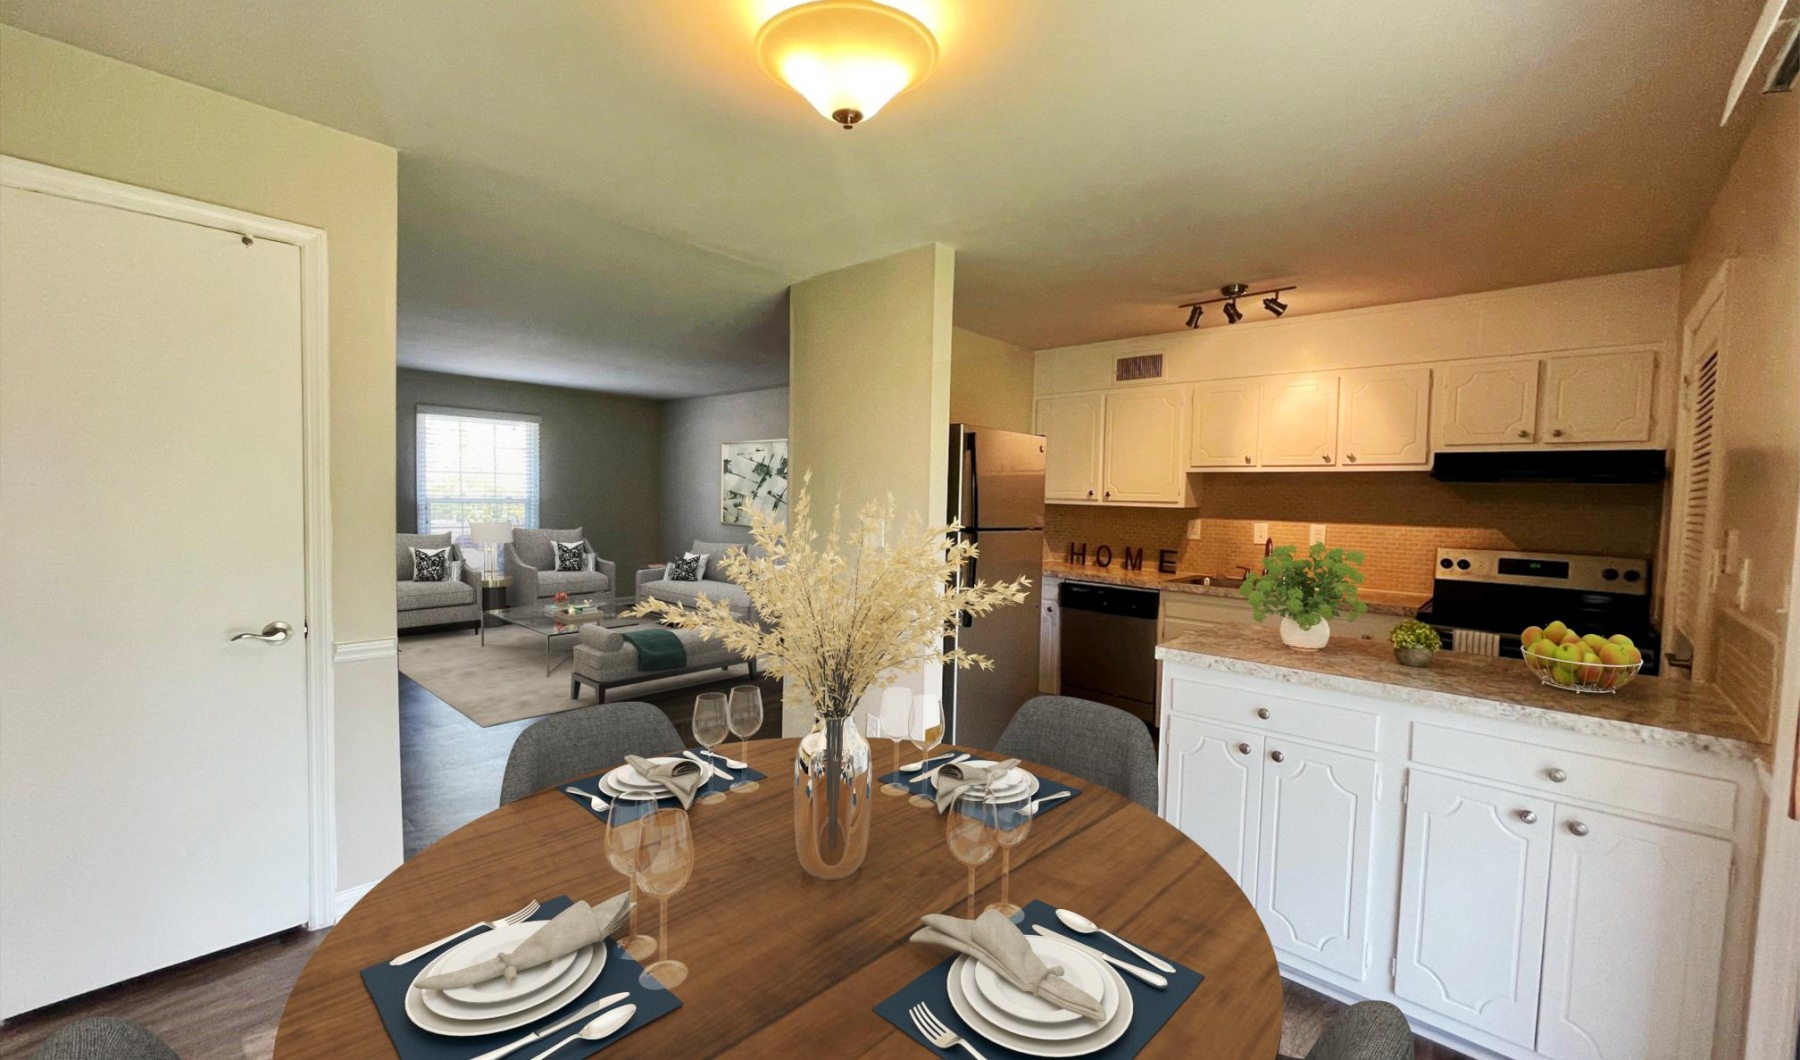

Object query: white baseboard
[330,880,379,923]
[334,637,398,664]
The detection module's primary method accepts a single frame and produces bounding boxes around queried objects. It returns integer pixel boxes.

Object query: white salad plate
[947,953,1133,1057]
[968,935,1113,1029]
[598,774,663,800]
[406,942,605,1036]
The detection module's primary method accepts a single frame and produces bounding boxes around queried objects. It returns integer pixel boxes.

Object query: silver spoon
[1054,908,1177,974]
[901,751,958,773]
[563,786,610,813]
[523,1004,636,1060]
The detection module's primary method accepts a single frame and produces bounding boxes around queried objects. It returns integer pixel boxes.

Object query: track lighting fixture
[1223,299,1243,325]
[1177,284,1297,327]
[1221,283,1246,325]
[1262,294,1288,317]
[1185,304,1204,329]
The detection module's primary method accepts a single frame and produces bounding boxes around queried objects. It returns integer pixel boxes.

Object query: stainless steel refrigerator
[943,423,1045,749]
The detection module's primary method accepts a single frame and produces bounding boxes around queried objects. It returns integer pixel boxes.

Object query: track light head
[1223,300,1243,325]
[1185,304,1203,329]
[1263,294,1288,317]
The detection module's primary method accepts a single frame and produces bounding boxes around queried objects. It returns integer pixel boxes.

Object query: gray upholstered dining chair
[1280,1000,1414,1060]
[993,695,1159,811]
[499,701,684,804]
[32,1017,179,1060]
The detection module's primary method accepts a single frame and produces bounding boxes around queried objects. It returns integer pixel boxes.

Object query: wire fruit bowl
[1522,651,1643,694]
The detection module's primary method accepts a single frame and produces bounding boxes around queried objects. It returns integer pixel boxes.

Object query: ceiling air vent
[1115,353,1164,383]
[1722,0,1800,120]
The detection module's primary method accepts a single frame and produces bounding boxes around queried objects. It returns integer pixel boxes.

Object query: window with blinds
[415,406,540,547]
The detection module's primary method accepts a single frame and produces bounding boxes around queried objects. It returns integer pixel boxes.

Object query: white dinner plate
[967,936,1114,1030]
[947,955,1134,1057]
[406,943,606,1036]
[950,761,1039,800]
[611,757,686,789]
[426,921,584,1006]
[599,774,667,801]
[418,936,593,1020]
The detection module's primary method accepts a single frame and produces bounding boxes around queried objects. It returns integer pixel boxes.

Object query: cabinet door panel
[1536,808,1732,1060]
[1189,380,1260,468]
[1258,375,1339,466]
[1393,771,1552,1046]
[1036,394,1105,502]
[1338,367,1431,467]
[1541,349,1655,444]
[1436,360,1539,446]
[1255,739,1376,980]
[1161,715,1261,895]
[1102,388,1188,503]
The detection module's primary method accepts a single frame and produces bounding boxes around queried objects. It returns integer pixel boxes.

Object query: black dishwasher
[1058,581,1160,725]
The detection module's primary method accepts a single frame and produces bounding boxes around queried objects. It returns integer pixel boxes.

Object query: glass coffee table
[483,600,643,674]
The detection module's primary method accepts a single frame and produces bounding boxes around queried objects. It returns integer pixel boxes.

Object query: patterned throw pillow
[410,546,451,582]
[668,553,706,582]
[553,540,588,572]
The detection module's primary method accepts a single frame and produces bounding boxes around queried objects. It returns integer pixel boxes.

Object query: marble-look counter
[1042,559,1428,616]
[1156,621,1765,759]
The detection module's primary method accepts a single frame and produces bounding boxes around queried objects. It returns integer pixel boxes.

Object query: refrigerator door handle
[965,431,980,532]
[960,536,977,627]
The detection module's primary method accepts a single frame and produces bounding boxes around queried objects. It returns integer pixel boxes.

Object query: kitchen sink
[1167,574,1246,589]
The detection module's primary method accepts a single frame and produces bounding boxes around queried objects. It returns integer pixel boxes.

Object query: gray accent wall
[659,387,789,560]
[396,369,664,580]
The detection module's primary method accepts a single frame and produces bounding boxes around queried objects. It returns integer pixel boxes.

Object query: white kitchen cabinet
[1259,375,1340,466]
[1038,577,1060,695]
[1337,366,1432,467]
[1188,379,1260,468]
[1036,393,1105,502]
[1101,387,1189,504]
[1436,359,1541,446]
[1535,807,1732,1060]
[1394,771,1553,1047]
[1539,349,1655,445]
[1254,737,1377,981]
[1161,714,1262,891]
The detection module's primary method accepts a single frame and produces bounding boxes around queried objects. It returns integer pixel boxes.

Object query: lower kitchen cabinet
[1161,714,1262,890]
[1255,738,1377,982]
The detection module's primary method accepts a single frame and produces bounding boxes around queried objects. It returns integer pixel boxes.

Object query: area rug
[397,624,759,728]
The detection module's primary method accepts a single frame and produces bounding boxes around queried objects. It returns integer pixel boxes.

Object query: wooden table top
[275,739,1282,1058]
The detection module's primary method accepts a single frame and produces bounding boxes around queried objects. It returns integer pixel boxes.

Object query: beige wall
[950,327,1035,433]
[1,27,402,891]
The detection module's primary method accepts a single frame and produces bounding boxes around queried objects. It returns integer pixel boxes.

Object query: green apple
[1581,633,1609,653]
[1522,625,1545,645]
[1608,633,1635,651]
[1543,621,1569,642]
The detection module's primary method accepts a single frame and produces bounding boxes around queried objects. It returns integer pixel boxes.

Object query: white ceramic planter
[1280,616,1331,651]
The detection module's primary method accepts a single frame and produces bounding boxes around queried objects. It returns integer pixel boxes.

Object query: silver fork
[564,786,611,813]
[389,899,540,966]
[910,1002,988,1060]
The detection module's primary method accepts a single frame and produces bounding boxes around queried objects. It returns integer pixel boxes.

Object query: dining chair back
[993,695,1158,811]
[499,701,684,804]
[1281,1000,1414,1060]
[32,1016,179,1060]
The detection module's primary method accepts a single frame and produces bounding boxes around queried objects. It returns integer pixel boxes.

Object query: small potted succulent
[1390,619,1441,667]
[1239,543,1368,651]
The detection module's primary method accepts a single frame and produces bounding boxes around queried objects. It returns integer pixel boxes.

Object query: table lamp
[469,522,512,578]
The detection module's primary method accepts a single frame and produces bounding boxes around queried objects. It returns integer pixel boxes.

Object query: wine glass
[726,685,763,792]
[691,692,730,805]
[906,694,945,809]
[986,793,1034,922]
[634,807,695,990]
[604,798,657,960]
[945,791,999,919]
[878,686,911,797]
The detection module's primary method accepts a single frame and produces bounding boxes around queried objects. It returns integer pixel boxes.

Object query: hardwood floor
[1,670,1472,1059]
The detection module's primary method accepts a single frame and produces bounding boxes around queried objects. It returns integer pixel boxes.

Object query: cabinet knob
[1269,750,1285,763]
[1256,707,1271,720]
[1243,455,1252,465]
[1236,742,1251,755]
[1517,809,1539,824]
[1103,490,1112,499]
[1517,429,1530,439]
[1567,821,1589,837]
[1346,453,1357,463]
[1546,767,1567,783]
[1087,489,1095,498]
[1551,428,1565,438]
[1320,454,1331,463]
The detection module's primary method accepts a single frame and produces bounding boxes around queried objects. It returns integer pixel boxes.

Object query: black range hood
[1431,449,1666,483]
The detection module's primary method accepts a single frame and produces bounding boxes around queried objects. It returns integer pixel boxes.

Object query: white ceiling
[0,0,1763,396]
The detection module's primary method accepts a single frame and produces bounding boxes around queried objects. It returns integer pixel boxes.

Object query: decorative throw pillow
[553,540,588,572]
[410,546,451,582]
[668,553,706,582]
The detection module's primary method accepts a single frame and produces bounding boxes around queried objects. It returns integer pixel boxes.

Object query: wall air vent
[1115,353,1164,383]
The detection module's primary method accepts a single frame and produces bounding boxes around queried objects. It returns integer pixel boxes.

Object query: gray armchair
[396,532,482,632]
[505,526,616,609]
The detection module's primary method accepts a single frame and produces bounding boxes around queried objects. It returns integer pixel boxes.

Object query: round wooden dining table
[275,739,1282,1057]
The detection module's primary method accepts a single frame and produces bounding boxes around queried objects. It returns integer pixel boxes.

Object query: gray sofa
[636,539,756,620]
[570,623,757,703]
[396,532,482,631]
[505,526,616,609]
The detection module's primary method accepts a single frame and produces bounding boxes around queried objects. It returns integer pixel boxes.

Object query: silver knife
[1031,925,1169,988]
[916,752,972,785]
[467,992,631,1060]
[683,750,733,781]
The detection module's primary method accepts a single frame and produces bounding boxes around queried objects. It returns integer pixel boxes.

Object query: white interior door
[0,183,311,1017]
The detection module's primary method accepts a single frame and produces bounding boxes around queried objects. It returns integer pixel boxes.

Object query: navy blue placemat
[362,896,681,1059]
[561,749,769,821]
[877,761,1081,818]
[874,900,1201,1059]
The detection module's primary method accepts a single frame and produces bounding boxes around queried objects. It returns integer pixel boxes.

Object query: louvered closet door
[1668,290,1724,677]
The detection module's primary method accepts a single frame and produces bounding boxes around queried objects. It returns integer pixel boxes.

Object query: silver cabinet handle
[231,621,293,644]
[1236,743,1251,755]
[1256,707,1271,720]
[1546,767,1567,783]
[1567,821,1589,837]
[1270,750,1285,763]
[1517,809,1539,824]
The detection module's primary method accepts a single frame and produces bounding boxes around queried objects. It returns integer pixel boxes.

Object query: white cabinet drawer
[1409,722,1737,832]
[1166,677,1380,753]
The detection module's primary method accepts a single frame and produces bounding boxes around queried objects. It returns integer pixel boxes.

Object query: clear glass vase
[793,714,873,880]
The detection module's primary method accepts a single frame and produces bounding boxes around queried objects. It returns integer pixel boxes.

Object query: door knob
[1567,821,1589,837]
[1269,750,1285,763]
[1517,809,1539,824]
[1236,743,1251,755]
[1545,767,1567,783]
[231,620,293,644]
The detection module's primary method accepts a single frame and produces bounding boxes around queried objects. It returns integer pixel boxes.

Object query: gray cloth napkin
[910,909,1106,1021]
[933,757,1022,813]
[624,753,706,809]
[414,893,632,990]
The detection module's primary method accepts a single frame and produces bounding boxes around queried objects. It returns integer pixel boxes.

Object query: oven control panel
[1434,548,1649,594]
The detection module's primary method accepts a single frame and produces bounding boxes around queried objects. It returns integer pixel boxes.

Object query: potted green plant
[1239,543,1368,651]
[1390,619,1442,667]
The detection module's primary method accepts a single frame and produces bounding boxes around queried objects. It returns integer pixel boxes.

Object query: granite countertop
[1042,559,1429,616]
[1155,621,1765,758]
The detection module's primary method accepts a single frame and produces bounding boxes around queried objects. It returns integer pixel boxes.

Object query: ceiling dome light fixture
[1177,283,1298,327]
[755,0,940,129]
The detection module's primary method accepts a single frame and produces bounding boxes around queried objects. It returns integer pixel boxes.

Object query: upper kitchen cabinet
[1189,380,1260,468]
[1037,392,1105,501]
[1258,375,1340,466]
[1436,359,1540,446]
[1102,387,1191,504]
[1337,366,1432,467]
[1540,349,1655,444]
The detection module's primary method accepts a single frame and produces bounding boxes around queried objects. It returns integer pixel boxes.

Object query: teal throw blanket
[620,628,687,672]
